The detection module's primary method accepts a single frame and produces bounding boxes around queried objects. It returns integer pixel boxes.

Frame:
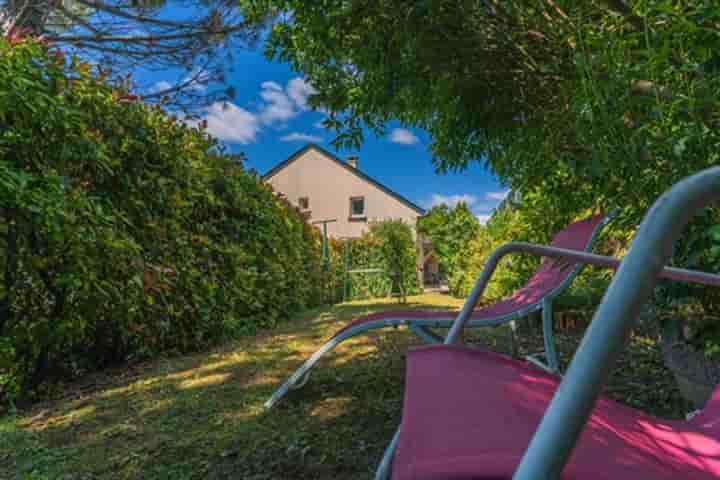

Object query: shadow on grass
[1,294,461,480]
[1,293,691,479]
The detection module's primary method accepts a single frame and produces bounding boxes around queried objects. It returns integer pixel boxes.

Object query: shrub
[454,206,538,301]
[340,220,420,301]
[368,220,418,302]
[417,203,481,296]
[454,191,618,306]
[0,37,325,401]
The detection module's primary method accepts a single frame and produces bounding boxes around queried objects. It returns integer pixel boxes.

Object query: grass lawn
[1,293,691,479]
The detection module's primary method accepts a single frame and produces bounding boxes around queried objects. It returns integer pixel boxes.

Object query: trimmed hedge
[0,37,326,401]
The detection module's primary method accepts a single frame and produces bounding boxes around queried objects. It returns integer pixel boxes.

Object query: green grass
[0,293,691,479]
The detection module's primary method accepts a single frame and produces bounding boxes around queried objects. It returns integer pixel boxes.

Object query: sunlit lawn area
[1,293,690,479]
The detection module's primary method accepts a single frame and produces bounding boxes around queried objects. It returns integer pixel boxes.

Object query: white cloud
[259,82,296,124]
[429,194,478,208]
[258,77,317,125]
[261,81,283,91]
[485,190,510,201]
[286,78,317,109]
[187,77,318,146]
[428,193,499,224]
[151,80,172,93]
[476,214,492,225]
[279,132,323,143]
[389,128,419,145]
[196,102,260,144]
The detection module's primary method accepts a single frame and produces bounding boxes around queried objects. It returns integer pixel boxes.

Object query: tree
[417,202,480,295]
[369,220,417,303]
[1,0,259,110]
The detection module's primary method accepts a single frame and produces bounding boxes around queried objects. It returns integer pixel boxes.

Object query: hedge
[0,37,326,401]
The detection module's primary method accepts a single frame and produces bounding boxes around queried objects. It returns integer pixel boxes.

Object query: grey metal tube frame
[374,166,720,479]
[514,168,720,479]
[264,214,614,410]
[264,311,551,410]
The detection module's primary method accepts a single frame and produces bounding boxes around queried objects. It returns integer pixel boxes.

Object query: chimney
[347,155,359,169]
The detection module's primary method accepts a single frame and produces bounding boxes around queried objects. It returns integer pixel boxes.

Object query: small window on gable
[350,196,365,217]
[298,197,310,210]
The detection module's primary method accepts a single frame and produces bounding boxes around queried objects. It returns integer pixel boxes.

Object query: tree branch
[72,0,205,29]
[55,24,245,44]
[142,63,211,99]
[56,4,101,34]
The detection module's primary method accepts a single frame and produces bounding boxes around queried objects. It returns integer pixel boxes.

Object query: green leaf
[708,225,720,242]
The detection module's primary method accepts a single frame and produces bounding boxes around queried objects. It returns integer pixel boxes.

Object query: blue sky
[138,43,507,222]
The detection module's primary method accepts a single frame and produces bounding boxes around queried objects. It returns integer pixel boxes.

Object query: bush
[340,220,420,301]
[453,206,538,301]
[0,37,326,401]
[454,192,618,305]
[417,203,481,296]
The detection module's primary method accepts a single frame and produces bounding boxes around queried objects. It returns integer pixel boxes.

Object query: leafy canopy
[240,1,720,222]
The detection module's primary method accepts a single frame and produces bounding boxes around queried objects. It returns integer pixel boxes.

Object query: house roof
[263,143,426,215]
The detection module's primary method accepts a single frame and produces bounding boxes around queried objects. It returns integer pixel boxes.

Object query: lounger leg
[265,318,424,410]
[289,370,312,390]
[542,298,560,373]
[408,324,444,344]
[509,319,519,356]
[264,337,344,410]
[524,301,560,373]
[375,428,401,480]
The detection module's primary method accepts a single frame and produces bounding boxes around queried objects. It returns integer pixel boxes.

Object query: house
[263,143,440,286]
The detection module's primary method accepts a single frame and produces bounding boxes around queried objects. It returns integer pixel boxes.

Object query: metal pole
[311,219,337,263]
[322,222,328,261]
[343,240,350,302]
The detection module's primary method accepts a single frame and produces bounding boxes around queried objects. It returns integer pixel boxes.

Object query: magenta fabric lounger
[374,167,720,479]
[393,344,720,479]
[264,213,615,409]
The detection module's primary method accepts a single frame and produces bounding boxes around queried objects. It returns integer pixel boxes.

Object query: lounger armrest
[445,242,720,344]
[445,242,608,344]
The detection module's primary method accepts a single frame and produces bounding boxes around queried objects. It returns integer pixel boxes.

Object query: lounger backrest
[512,214,609,303]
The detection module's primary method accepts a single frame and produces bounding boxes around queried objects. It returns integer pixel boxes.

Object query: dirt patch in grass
[1,293,690,479]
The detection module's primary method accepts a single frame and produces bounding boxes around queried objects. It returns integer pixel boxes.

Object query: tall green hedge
[0,37,325,401]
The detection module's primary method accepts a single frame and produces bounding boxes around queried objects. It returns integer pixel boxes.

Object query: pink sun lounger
[265,213,615,410]
[373,166,720,479]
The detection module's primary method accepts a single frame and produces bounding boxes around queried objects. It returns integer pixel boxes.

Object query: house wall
[266,148,422,239]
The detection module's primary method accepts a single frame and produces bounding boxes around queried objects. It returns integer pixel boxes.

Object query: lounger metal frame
[264,213,615,410]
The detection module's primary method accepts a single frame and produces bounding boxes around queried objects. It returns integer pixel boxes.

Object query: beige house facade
[264,144,440,286]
